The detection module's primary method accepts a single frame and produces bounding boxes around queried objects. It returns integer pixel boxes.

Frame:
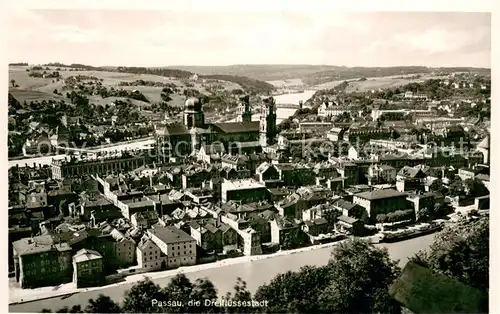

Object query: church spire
[236,95,252,123]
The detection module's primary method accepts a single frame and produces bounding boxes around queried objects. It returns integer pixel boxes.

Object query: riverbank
[8,231,434,307]
[9,238,351,305]
[9,233,437,312]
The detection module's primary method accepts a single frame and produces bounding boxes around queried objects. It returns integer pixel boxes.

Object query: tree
[323,210,340,227]
[464,178,489,198]
[162,273,195,313]
[376,214,387,223]
[225,277,253,313]
[190,278,219,313]
[254,266,331,313]
[413,217,488,293]
[417,206,432,222]
[317,239,401,313]
[255,239,401,313]
[10,79,16,87]
[122,277,164,313]
[55,306,82,313]
[85,294,121,313]
[448,177,465,197]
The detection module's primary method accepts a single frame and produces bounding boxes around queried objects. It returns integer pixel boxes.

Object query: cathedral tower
[183,97,205,129]
[236,95,252,123]
[259,97,277,147]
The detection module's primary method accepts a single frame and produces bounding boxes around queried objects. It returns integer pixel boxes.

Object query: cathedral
[155,95,277,161]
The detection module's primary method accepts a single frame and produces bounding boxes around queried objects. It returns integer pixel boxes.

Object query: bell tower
[259,97,277,147]
[236,95,252,123]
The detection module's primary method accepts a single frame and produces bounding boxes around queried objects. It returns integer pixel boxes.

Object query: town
[8,63,490,300]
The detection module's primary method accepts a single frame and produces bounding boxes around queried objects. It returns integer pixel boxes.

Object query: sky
[6,10,491,68]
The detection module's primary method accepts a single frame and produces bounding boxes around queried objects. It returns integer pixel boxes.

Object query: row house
[352,189,409,220]
[270,216,302,248]
[72,249,104,288]
[221,179,268,204]
[137,226,197,271]
[12,235,73,288]
[396,166,428,192]
[367,164,397,185]
[189,218,238,253]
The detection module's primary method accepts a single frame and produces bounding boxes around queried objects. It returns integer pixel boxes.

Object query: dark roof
[164,124,190,136]
[148,226,195,244]
[13,235,71,256]
[91,208,123,220]
[389,262,487,313]
[334,199,357,210]
[355,189,407,201]
[338,215,359,224]
[267,188,293,196]
[210,121,259,134]
[313,217,328,225]
[397,166,427,178]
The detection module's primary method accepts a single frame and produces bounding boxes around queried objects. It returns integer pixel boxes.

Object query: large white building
[136,226,197,271]
[318,102,359,118]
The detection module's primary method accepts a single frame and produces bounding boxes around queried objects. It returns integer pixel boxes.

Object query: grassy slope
[166,65,491,88]
[8,65,240,107]
[314,74,449,92]
[166,64,338,82]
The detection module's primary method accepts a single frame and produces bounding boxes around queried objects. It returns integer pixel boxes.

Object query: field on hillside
[9,66,241,107]
[9,89,68,103]
[267,78,305,88]
[314,74,448,92]
[169,65,490,87]
[9,66,60,91]
[169,65,337,82]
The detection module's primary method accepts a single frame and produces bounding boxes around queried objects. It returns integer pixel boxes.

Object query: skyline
[7,10,491,68]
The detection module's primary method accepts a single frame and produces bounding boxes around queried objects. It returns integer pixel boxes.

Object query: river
[228,90,316,124]
[9,233,436,312]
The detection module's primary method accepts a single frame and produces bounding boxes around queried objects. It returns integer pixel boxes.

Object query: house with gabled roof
[396,166,428,192]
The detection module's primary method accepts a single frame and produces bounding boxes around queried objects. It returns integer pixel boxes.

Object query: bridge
[275,103,301,109]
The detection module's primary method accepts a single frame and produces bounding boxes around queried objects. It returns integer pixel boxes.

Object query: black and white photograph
[4,1,493,313]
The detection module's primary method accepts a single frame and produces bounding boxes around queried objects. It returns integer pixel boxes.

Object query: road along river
[9,233,435,312]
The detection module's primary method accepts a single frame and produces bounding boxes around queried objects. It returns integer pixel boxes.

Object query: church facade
[155,95,277,162]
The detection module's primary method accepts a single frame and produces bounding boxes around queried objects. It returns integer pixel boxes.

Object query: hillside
[166,65,491,87]
[168,65,337,82]
[38,63,275,94]
[201,74,275,94]
[8,65,242,107]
